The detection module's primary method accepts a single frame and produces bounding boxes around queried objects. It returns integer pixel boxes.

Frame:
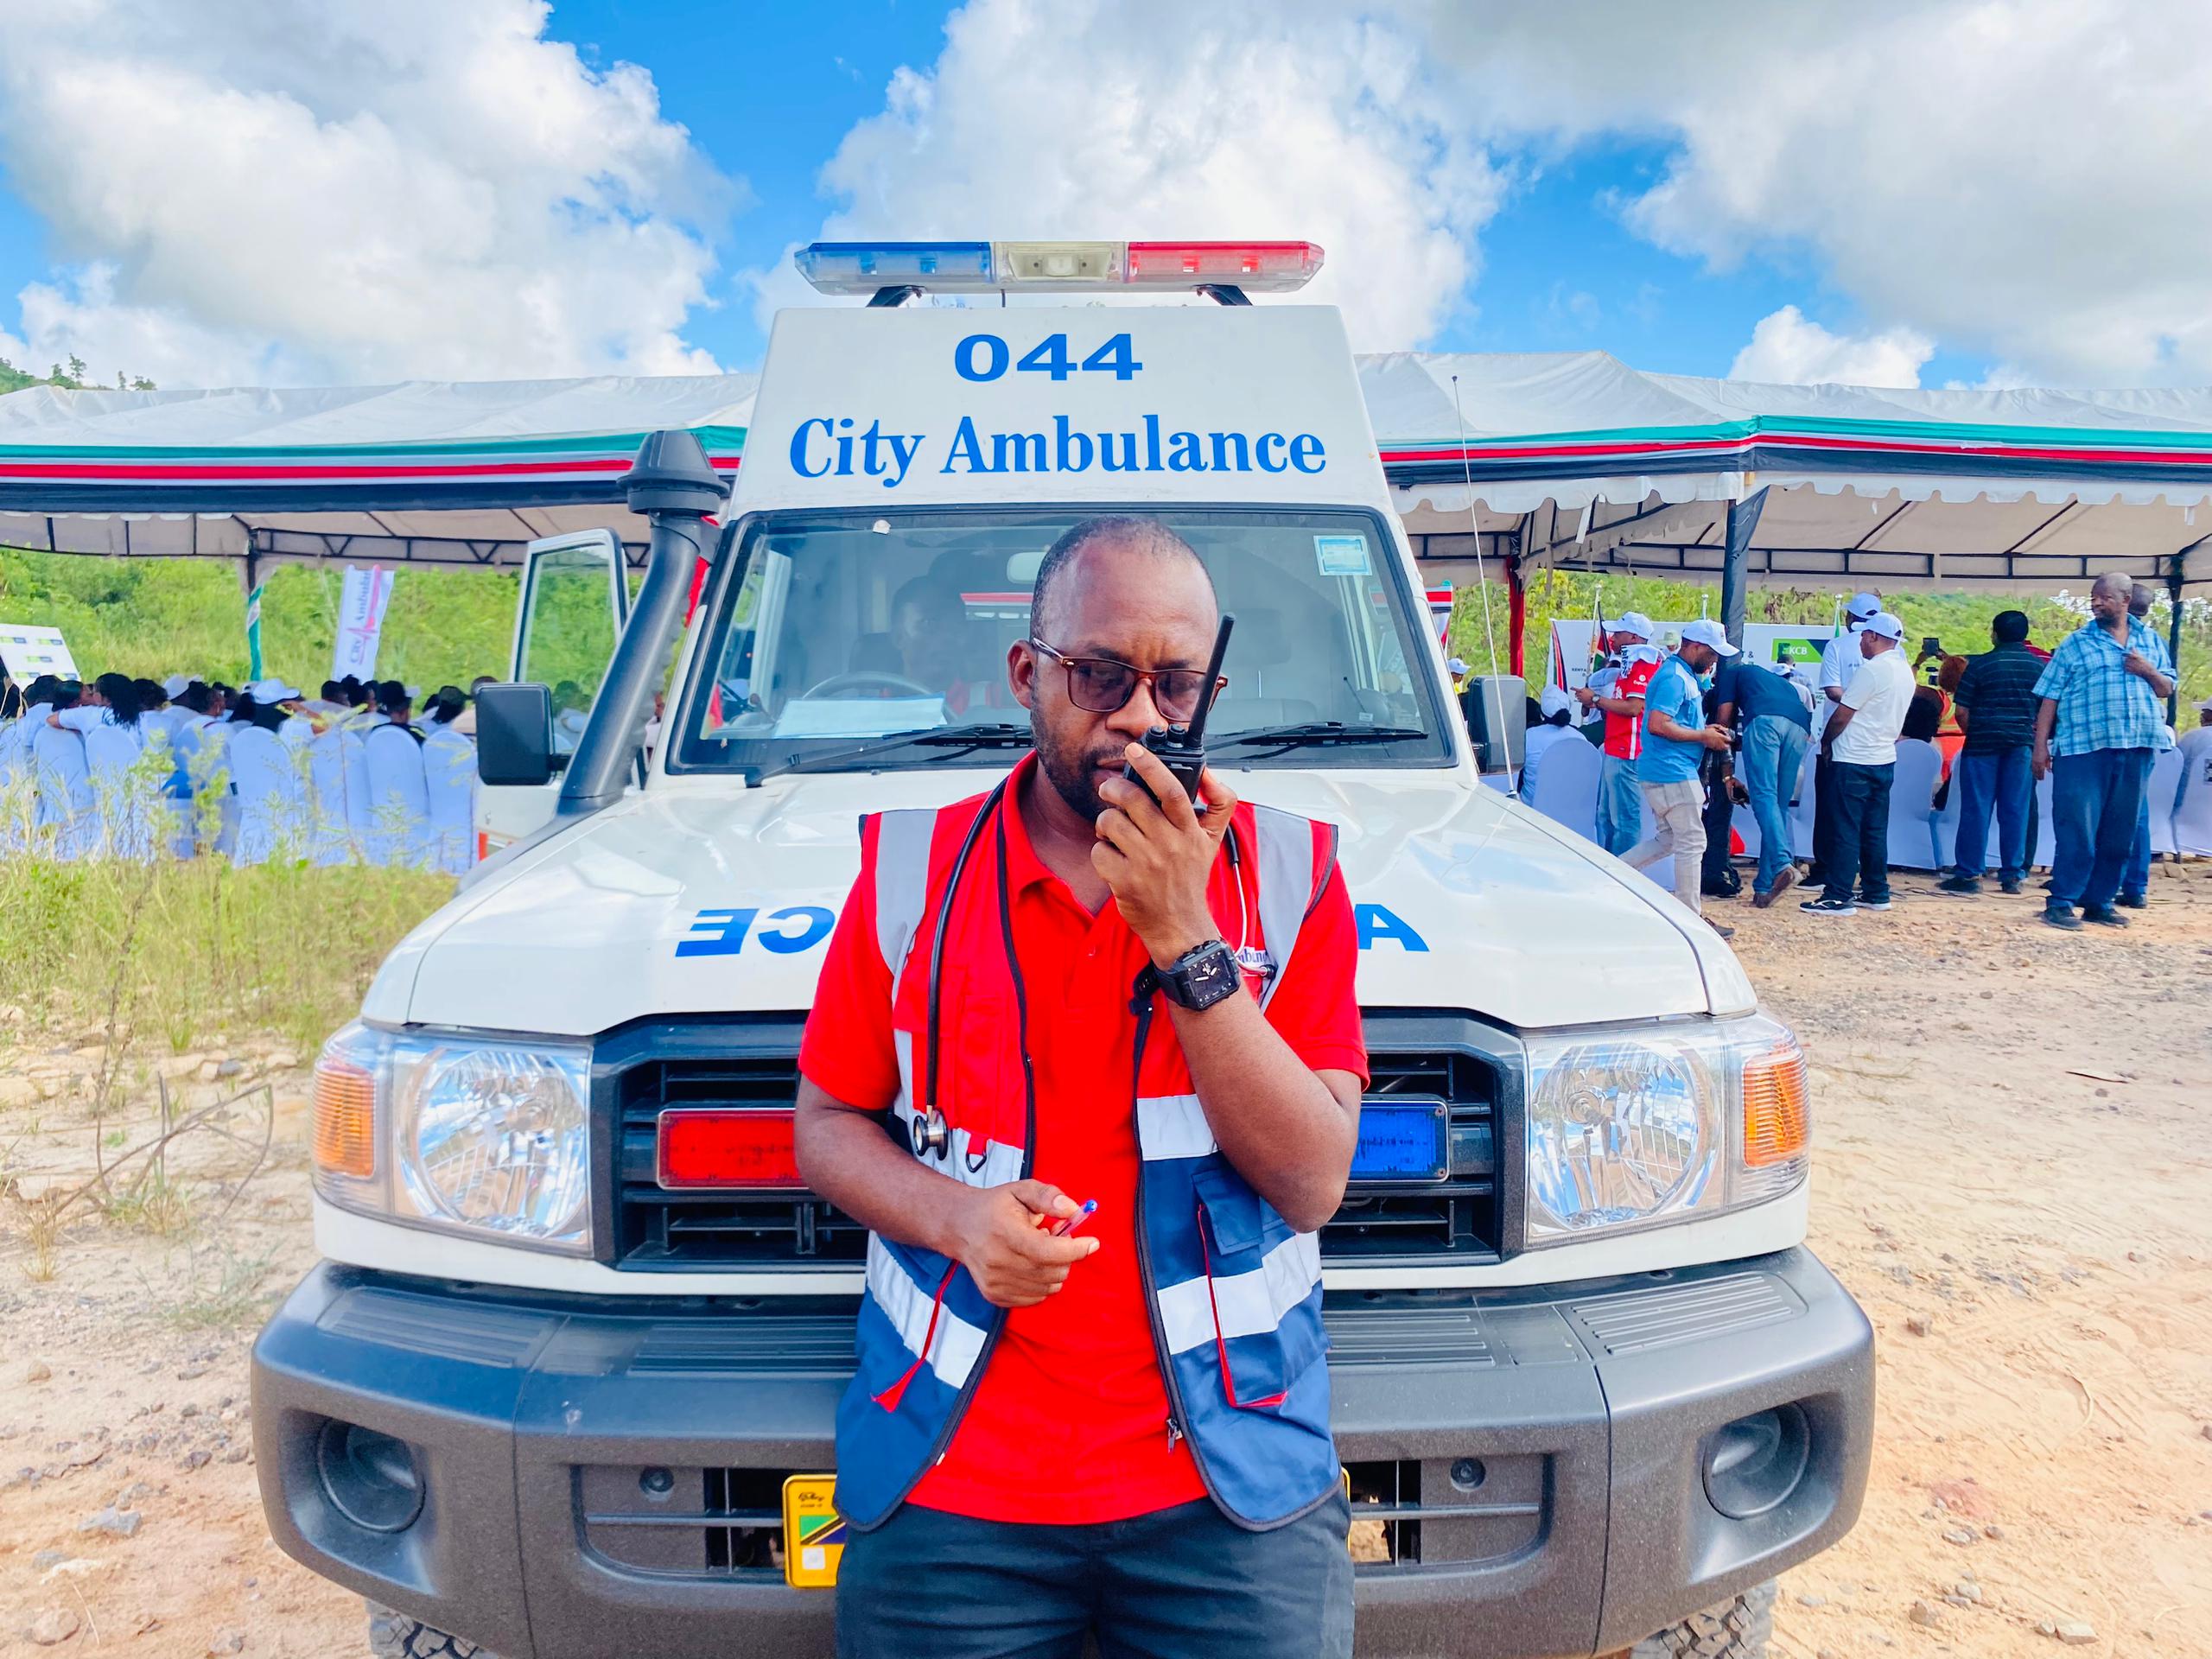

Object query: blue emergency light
[793,239,1325,296]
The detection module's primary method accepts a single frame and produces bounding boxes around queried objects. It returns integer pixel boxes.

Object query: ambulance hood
[369,772,1752,1036]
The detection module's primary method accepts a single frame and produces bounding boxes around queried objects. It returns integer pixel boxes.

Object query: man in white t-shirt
[1802,612,1913,917]
[1807,591,1881,887]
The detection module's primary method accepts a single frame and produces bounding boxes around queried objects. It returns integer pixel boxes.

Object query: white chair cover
[1526,735,1602,842]
[1881,740,1945,871]
[422,727,479,875]
[2145,748,2181,856]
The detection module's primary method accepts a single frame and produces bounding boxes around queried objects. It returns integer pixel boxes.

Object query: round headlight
[1526,1039,1716,1236]
[396,1046,590,1243]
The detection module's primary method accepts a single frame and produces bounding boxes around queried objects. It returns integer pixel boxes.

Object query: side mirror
[476,683,563,787]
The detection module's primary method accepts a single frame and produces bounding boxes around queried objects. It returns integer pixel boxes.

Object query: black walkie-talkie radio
[1123,613,1234,812]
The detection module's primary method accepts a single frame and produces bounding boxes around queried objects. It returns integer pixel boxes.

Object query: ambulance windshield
[672,506,1455,777]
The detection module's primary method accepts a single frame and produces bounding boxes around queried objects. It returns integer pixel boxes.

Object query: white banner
[0,623,79,681]
[333,566,395,681]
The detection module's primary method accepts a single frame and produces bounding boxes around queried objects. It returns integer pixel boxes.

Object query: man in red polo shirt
[796,515,1365,1658]
[1574,611,1662,857]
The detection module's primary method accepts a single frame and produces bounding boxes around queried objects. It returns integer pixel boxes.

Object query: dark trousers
[2124,789,2152,902]
[1951,745,2033,882]
[1821,760,1895,904]
[836,1493,1355,1659]
[2049,747,2153,912]
[1809,750,1836,876]
[1701,757,1737,888]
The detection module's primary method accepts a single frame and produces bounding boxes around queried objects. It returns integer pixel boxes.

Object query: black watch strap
[1154,938,1242,1012]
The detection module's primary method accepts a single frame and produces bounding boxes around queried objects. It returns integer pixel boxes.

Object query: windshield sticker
[677,905,836,958]
[1354,903,1429,952]
[1314,535,1370,577]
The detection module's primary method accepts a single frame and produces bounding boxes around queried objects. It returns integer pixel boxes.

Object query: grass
[162,1242,280,1331]
[0,791,452,1063]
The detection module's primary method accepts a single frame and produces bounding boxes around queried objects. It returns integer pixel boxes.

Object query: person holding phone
[795,515,1367,1659]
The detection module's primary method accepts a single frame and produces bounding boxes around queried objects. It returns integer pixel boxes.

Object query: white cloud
[1415,0,2212,386]
[1729,306,1934,388]
[0,0,737,387]
[748,0,1504,352]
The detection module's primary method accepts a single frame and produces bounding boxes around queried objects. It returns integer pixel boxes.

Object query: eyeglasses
[1027,638,1225,722]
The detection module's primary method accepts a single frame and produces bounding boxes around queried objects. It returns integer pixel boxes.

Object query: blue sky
[537,0,1990,384]
[1,1,2202,393]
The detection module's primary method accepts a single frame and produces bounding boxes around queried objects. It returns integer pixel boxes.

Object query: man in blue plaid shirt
[2031,573,2176,930]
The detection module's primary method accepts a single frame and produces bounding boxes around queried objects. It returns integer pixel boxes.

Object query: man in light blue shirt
[2032,573,2175,930]
[1623,620,1737,935]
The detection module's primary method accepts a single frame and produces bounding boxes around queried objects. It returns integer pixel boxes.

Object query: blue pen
[1052,1198,1099,1238]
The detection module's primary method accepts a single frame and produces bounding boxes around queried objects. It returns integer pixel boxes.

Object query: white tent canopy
[1,351,2205,594]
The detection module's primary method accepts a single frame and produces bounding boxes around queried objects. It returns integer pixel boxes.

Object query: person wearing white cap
[1516,683,1579,804]
[1805,592,1883,885]
[1446,656,1471,696]
[1621,619,1738,936]
[1575,612,1663,857]
[1802,612,1914,916]
[225,685,310,865]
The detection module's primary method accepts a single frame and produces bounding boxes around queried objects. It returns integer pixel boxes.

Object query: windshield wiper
[750,721,1033,784]
[1211,721,1430,756]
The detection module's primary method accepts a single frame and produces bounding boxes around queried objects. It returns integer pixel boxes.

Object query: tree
[0,353,156,394]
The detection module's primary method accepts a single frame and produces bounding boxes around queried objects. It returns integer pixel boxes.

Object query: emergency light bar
[793,239,1325,296]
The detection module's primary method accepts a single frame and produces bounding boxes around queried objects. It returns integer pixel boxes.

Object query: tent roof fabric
[1,351,2205,588]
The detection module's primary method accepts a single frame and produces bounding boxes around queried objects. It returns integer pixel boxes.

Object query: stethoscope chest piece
[912,1106,951,1160]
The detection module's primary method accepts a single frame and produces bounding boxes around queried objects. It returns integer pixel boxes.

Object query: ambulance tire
[1624,1580,1776,1659]
[365,1601,496,1659]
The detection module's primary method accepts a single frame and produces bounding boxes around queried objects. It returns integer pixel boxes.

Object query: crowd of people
[1526,575,2202,937]
[0,669,489,872]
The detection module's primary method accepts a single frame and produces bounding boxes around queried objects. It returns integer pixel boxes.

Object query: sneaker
[2115,893,2147,910]
[1752,867,1798,909]
[1859,897,1893,911]
[2043,905,2082,931]
[2082,906,2131,928]
[1937,875,1980,896]
[1999,877,2024,895]
[1800,897,1858,917]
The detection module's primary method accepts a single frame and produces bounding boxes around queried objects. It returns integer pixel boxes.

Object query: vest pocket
[1192,1165,1325,1410]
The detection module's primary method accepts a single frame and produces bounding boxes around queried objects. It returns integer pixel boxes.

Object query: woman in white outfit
[361,680,431,868]
[419,685,479,876]
[226,686,309,866]
[30,681,96,859]
[50,672,157,859]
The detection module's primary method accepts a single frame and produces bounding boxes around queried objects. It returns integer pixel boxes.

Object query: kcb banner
[334,566,395,682]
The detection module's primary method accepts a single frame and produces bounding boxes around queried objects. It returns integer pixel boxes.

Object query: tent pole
[1720,484,1770,649]
[1720,503,1747,647]
[2168,560,2187,727]
[1508,550,1526,677]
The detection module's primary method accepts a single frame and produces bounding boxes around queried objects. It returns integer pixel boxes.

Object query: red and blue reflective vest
[834,782,1345,1531]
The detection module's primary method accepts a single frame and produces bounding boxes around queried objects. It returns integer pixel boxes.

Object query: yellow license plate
[780,1474,846,1589]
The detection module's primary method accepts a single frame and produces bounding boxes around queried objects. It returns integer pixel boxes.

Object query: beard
[1031,709,1126,827]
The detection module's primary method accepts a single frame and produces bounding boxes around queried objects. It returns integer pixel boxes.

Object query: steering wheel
[798,669,938,700]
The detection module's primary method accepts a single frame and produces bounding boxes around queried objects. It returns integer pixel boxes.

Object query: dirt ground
[1,864,2209,1658]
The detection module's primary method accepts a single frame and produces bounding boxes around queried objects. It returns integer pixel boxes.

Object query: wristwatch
[1154,938,1243,1012]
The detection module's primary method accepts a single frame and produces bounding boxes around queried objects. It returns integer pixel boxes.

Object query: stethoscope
[910,775,1253,1165]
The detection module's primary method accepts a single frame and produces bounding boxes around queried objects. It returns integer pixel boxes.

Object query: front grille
[606,1012,1516,1270]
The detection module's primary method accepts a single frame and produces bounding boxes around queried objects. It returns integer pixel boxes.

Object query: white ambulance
[253,241,1872,1659]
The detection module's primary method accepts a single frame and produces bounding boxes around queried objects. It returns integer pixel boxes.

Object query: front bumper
[253,1248,1872,1659]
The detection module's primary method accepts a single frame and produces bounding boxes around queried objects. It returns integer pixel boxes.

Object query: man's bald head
[2090,572,2134,602]
[1031,515,1214,639]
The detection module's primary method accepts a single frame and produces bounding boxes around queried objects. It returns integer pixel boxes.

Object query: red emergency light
[1125,241,1326,290]
[657,1109,804,1190]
